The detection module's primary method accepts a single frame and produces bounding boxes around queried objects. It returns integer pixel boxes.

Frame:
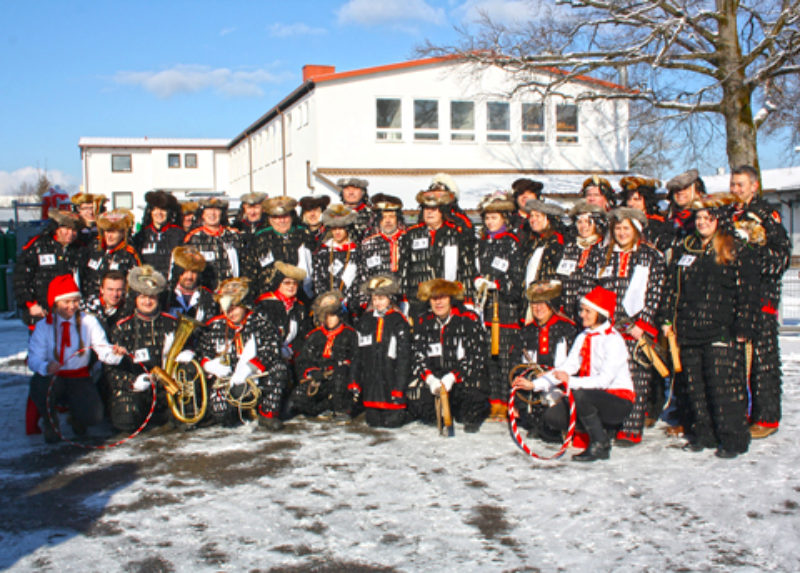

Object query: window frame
[185,153,198,168]
[168,153,181,169]
[521,102,546,143]
[450,100,475,142]
[376,97,403,142]
[112,191,133,210]
[486,101,511,142]
[413,98,439,141]
[556,102,580,144]
[111,154,132,173]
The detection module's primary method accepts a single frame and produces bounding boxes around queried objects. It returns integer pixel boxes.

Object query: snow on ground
[0,316,799,572]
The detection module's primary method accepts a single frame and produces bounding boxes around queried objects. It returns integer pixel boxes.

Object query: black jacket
[184,226,242,290]
[132,223,185,278]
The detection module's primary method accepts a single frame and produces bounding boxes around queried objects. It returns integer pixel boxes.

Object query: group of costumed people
[16,164,790,462]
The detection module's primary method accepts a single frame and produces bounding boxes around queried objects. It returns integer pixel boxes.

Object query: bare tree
[421,0,800,171]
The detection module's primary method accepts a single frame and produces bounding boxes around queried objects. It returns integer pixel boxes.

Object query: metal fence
[781,269,800,326]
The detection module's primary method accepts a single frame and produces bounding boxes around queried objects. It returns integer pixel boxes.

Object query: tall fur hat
[49,210,83,231]
[311,290,344,325]
[322,204,356,228]
[523,199,565,217]
[171,245,207,274]
[478,191,515,214]
[274,261,307,282]
[689,193,737,212]
[298,195,331,213]
[198,197,229,210]
[71,192,107,207]
[666,169,700,194]
[128,265,167,296]
[570,200,607,218]
[336,177,369,191]
[360,274,400,297]
[619,176,660,194]
[609,207,649,231]
[240,192,267,205]
[416,189,456,208]
[581,175,616,206]
[180,201,200,214]
[97,209,135,232]
[214,277,250,311]
[428,173,459,199]
[264,196,297,217]
[371,193,403,212]
[512,178,544,201]
[526,280,563,303]
[417,279,464,302]
[145,190,179,210]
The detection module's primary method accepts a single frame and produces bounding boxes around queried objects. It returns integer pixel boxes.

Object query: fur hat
[215,277,250,311]
[619,176,660,193]
[128,265,167,296]
[417,279,464,302]
[666,169,700,194]
[97,209,135,232]
[570,200,606,218]
[371,193,403,212]
[428,173,459,199]
[298,195,331,213]
[581,176,616,206]
[49,210,83,231]
[689,193,737,212]
[180,201,200,214]
[526,280,563,303]
[48,274,81,308]
[581,286,616,320]
[360,275,400,297]
[478,191,515,214]
[609,207,649,231]
[311,290,344,325]
[198,197,229,210]
[523,199,565,217]
[71,192,106,207]
[337,177,369,191]
[322,204,356,228]
[171,245,207,274]
[274,261,307,282]
[240,192,267,205]
[416,189,456,208]
[264,196,297,217]
[512,178,544,201]
[145,190,179,210]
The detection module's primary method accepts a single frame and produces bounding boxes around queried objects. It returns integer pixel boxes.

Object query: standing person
[580,177,616,212]
[408,279,490,433]
[13,210,84,330]
[336,177,373,242]
[71,192,107,247]
[596,208,667,445]
[354,276,412,428]
[292,290,360,421]
[520,198,566,295]
[82,270,130,335]
[514,286,634,462]
[165,246,218,324]
[82,209,141,299]
[474,191,523,420]
[558,201,607,322]
[662,195,758,457]
[106,266,178,433]
[619,176,671,252]
[509,178,543,243]
[727,165,791,439]
[311,204,361,310]
[233,192,269,281]
[132,190,185,277]
[27,275,123,443]
[298,195,331,249]
[425,173,474,233]
[180,201,200,233]
[665,169,707,248]
[184,198,242,290]
[199,278,288,429]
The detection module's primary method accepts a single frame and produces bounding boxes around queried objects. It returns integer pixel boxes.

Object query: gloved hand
[204,357,232,379]
[280,344,293,360]
[132,373,152,392]
[441,372,456,392]
[474,277,496,292]
[175,350,194,363]
[230,361,255,387]
[426,374,442,395]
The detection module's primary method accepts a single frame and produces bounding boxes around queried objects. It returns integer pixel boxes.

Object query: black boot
[572,412,611,462]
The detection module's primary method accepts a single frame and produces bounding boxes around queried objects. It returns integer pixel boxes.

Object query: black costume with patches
[184,226,242,290]
[253,225,315,296]
[132,224,185,278]
[556,237,606,322]
[521,229,565,294]
[356,229,406,308]
[255,290,310,384]
[81,240,141,299]
[311,239,361,305]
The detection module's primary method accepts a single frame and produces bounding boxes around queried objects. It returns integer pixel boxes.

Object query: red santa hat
[48,274,81,309]
[580,286,616,321]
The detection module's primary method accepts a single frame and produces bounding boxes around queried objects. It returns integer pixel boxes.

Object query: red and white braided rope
[508,384,576,460]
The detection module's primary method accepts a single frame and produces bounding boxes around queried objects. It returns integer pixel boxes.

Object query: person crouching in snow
[28,275,124,443]
[354,275,412,428]
[408,279,490,433]
[514,286,634,461]
[292,290,359,421]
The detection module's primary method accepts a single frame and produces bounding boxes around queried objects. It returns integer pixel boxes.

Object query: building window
[556,103,579,143]
[450,101,475,141]
[376,98,402,141]
[111,154,132,172]
[185,153,198,168]
[487,102,510,142]
[414,99,439,141]
[168,153,181,168]
[522,103,545,143]
[112,191,133,210]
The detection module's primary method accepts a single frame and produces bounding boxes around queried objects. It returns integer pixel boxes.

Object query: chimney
[303,65,336,82]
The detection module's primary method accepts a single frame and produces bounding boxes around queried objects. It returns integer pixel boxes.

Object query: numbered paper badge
[109,261,120,270]
[366,254,382,268]
[259,252,274,267]
[141,244,157,255]
[491,257,509,272]
[556,259,577,276]
[87,258,102,270]
[38,254,56,266]
[133,348,150,363]
[358,333,373,347]
[677,255,696,267]
[427,342,442,357]
[329,258,344,276]
[201,251,216,261]
[598,265,614,279]
[412,237,429,250]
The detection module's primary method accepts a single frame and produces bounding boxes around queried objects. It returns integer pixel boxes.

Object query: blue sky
[0,0,795,196]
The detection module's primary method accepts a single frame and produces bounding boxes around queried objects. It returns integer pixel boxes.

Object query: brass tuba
[150,314,208,424]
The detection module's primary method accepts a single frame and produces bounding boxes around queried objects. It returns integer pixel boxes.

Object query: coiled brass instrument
[150,315,208,425]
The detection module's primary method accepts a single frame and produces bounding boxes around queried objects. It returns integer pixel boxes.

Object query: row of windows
[111,153,198,173]
[376,98,579,144]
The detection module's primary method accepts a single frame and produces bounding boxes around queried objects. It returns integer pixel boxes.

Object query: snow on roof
[702,166,800,194]
[78,137,230,149]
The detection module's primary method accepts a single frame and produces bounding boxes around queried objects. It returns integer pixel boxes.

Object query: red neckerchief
[321,323,344,358]
[225,312,249,355]
[322,241,357,252]
[578,237,600,268]
[273,289,296,313]
[381,230,403,272]
[578,332,600,377]
[201,225,224,237]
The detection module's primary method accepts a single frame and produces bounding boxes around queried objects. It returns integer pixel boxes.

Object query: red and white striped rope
[508,383,575,460]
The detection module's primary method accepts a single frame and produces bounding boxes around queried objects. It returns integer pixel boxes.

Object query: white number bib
[133,348,150,363]
[201,251,216,261]
[259,252,274,267]
[556,259,577,276]
[427,343,442,357]
[329,259,344,276]
[491,257,509,273]
[677,255,696,267]
[366,255,382,268]
[88,258,102,270]
[109,261,120,270]
[141,244,157,255]
[38,254,56,266]
[358,333,373,347]
[412,237,429,250]
[598,265,613,279]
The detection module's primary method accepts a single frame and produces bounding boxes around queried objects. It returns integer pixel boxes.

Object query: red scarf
[577,332,600,377]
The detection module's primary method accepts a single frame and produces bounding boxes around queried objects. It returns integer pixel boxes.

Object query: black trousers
[750,314,782,426]
[544,389,632,434]
[30,373,104,431]
[406,382,489,426]
[365,408,408,428]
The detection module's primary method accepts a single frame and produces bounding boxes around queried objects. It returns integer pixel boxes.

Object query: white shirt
[556,321,634,395]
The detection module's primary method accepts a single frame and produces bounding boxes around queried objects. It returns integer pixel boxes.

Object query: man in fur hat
[27,274,124,442]
[425,172,474,232]
[71,192,107,247]
[580,176,616,211]
[184,197,242,290]
[357,194,406,310]
[13,210,85,329]
[298,195,331,249]
[311,204,361,308]
[232,192,269,281]
[399,189,476,318]
[336,177,372,242]
[106,266,180,433]
[132,190,185,277]
[81,209,141,299]
[254,196,315,299]
[292,290,359,421]
[408,279,490,432]
[354,275,411,428]
[199,278,288,430]
[165,245,217,324]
